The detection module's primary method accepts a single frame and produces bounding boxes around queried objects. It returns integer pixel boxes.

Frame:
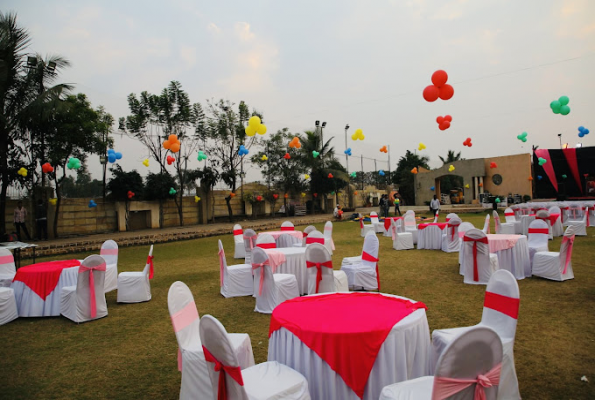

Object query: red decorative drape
[562,147,583,194]
[534,149,558,192]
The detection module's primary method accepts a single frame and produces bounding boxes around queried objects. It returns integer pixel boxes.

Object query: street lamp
[344,124,351,207]
[558,133,562,149]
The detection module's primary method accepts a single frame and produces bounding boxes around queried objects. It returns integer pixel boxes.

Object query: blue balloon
[344,148,352,156]
[537,175,543,180]
[238,145,249,156]
[430,186,435,190]
[88,200,97,208]
[579,132,584,138]
[115,152,123,160]
[378,170,385,176]
[108,154,117,163]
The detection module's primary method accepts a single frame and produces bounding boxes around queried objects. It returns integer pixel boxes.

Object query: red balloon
[431,70,448,87]
[436,116,444,124]
[423,85,439,102]
[444,115,452,122]
[439,121,451,131]
[439,84,454,100]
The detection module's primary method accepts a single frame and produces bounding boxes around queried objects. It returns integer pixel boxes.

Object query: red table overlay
[269,293,427,398]
[417,222,448,230]
[13,259,81,300]
[384,217,404,232]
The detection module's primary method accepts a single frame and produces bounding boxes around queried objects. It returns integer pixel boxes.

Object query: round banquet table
[459,234,530,279]
[11,259,81,317]
[268,292,431,400]
[263,247,308,294]
[416,223,447,250]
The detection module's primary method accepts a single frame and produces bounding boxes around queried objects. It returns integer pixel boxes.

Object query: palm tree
[439,150,464,194]
[439,150,462,164]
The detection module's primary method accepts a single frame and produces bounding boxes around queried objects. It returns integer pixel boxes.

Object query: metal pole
[345,125,350,207]
[388,145,391,187]
[361,155,364,190]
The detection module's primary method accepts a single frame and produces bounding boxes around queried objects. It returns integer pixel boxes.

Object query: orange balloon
[168,134,178,142]
[380,146,388,153]
[163,140,171,149]
[230,192,236,198]
[170,142,181,153]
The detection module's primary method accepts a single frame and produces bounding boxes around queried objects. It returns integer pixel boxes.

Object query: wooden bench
[294,205,306,216]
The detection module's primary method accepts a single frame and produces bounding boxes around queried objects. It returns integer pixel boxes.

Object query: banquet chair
[527,219,549,265]
[482,214,491,234]
[277,233,300,248]
[511,204,522,220]
[359,216,375,237]
[233,224,245,259]
[243,229,257,264]
[584,203,595,227]
[458,222,476,273]
[341,230,372,267]
[520,203,531,216]
[381,326,503,400]
[116,245,154,303]
[432,270,520,400]
[305,243,346,294]
[548,206,564,237]
[281,220,295,231]
[563,207,588,236]
[60,255,108,323]
[532,225,577,281]
[565,203,584,226]
[0,248,16,288]
[303,225,318,245]
[559,203,569,225]
[199,314,310,400]
[168,281,255,400]
[252,247,299,314]
[255,233,276,249]
[493,210,515,235]
[504,207,522,234]
[535,210,553,240]
[217,240,252,298]
[441,216,462,253]
[445,212,457,222]
[304,230,333,254]
[405,210,415,216]
[341,232,381,291]
[323,221,336,251]
[404,214,418,244]
[0,287,18,325]
[100,239,118,293]
[396,217,406,233]
[433,210,440,223]
[462,229,500,285]
[371,211,384,233]
[392,219,414,250]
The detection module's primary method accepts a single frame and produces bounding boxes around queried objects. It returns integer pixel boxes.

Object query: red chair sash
[359,219,364,229]
[252,260,270,295]
[256,242,276,249]
[433,363,502,400]
[362,251,380,290]
[78,262,107,318]
[505,212,514,217]
[147,255,154,279]
[280,226,294,231]
[561,235,575,274]
[306,260,333,293]
[484,291,519,319]
[463,236,489,282]
[447,224,457,241]
[528,228,548,234]
[202,346,244,400]
[233,229,243,235]
[306,237,325,245]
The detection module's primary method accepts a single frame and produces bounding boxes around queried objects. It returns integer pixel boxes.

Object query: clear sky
[6,0,595,186]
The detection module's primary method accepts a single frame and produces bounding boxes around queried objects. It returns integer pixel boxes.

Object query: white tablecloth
[259,231,304,240]
[265,247,308,294]
[459,235,530,279]
[417,225,446,250]
[268,294,431,400]
[11,266,79,317]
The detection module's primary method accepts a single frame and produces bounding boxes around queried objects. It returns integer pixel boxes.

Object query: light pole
[558,133,562,149]
[345,124,351,207]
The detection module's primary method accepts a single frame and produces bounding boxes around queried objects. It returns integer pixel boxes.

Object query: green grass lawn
[1,213,594,399]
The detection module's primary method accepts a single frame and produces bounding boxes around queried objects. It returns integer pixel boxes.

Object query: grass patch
[1,213,594,399]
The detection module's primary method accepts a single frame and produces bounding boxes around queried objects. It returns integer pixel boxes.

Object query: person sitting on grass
[334,204,344,220]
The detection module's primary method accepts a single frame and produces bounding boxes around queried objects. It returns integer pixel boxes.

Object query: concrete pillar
[479,177,484,195]
[473,177,479,200]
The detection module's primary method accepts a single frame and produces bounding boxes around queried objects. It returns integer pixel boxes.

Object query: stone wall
[483,153,532,198]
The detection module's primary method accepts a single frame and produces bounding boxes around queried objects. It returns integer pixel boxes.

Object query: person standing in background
[430,194,441,217]
[393,196,401,216]
[35,199,48,241]
[13,201,31,241]
[379,195,386,218]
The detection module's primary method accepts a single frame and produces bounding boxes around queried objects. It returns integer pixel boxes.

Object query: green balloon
[550,100,561,113]
[560,105,570,115]
[558,95,569,106]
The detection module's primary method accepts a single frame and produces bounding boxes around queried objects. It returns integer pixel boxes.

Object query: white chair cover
[116,245,153,303]
[233,224,246,259]
[199,314,310,400]
[441,217,462,253]
[341,233,380,290]
[432,270,520,400]
[535,210,553,240]
[243,229,257,264]
[371,211,384,233]
[563,208,588,236]
[305,243,336,294]
[457,223,476,270]
[494,210,515,235]
[303,230,333,255]
[0,287,18,325]
[60,255,108,323]
[323,221,336,251]
[255,233,277,249]
[100,239,118,293]
[0,248,16,288]
[433,210,440,223]
[462,229,499,285]
[359,217,375,237]
[252,248,299,314]
[511,205,521,219]
[482,214,491,234]
[504,207,522,234]
[281,220,295,231]
[303,225,318,246]
[217,240,253,298]
[445,213,457,221]
[532,225,577,281]
[168,281,255,400]
[381,326,503,400]
[585,203,595,227]
[404,214,418,244]
[396,218,406,233]
[520,203,530,216]
[565,203,584,224]
[527,219,549,266]
[278,233,301,248]
[392,219,414,250]
[548,206,564,237]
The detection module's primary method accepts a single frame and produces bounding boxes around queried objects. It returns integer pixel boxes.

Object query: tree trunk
[0,180,8,237]
[225,195,234,223]
[53,177,61,238]
[158,199,164,228]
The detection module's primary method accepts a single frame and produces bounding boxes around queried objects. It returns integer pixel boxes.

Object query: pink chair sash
[391,224,396,240]
[202,346,244,400]
[256,242,276,249]
[252,260,270,295]
[147,255,154,279]
[528,228,548,234]
[0,255,14,264]
[243,235,256,249]
[362,251,380,290]
[78,262,107,318]
[463,236,489,282]
[233,229,242,235]
[306,237,325,245]
[100,248,118,255]
[433,363,502,400]
[171,301,199,371]
[583,207,590,226]
[306,260,333,293]
[484,291,519,319]
[280,226,295,231]
[561,235,575,274]
[218,249,225,286]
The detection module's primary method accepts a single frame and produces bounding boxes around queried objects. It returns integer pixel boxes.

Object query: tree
[392,150,430,206]
[194,165,219,223]
[107,165,144,231]
[144,172,177,228]
[439,150,464,194]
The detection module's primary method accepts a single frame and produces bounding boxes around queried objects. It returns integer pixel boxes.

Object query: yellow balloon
[465,184,470,189]
[261,155,268,161]
[449,165,455,172]
[245,125,257,137]
[304,174,310,180]
[142,159,149,167]
[257,124,267,135]
[249,116,261,127]
[49,198,57,205]
[194,196,201,203]
[301,192,306,197]
[418,143,426,151]
[18,168,27,177]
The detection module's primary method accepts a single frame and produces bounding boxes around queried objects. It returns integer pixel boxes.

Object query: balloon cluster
[67,157,81,170]
[379,170,385,176]
[260,155,268,161]
[245,116,267,136]
[142,159,149,167]
[289,137,301,148]
[312,151,320,158]
[17,168,27,177]
[197,151,207,161]
[430,186,435,191]
[88,200,97,208]
[495,197,501,204]
[448,165,455,172]
[418,143,426,151]
[163,134,181,153]
[273,194,279,199]
[423,70,454,102]
[350,172,356,178]
[578,126,590,138]
[490,162,497,169]
[436,115,452,131]
[463,138,472,147]
[256,195,263,202]
[550,96,570,115]
[42,163,54,173]
[380,146,387,153]
[169,187,177,195]
[127,191,135,199]
[194,196,201,203]
[107,149,123,163]
[167,155,176,165]
[351,129,365,141]
[238,145,249,156]
[284,152,291,160]
[328,173,333,178]
[344,148,352,156]
[49,198,57,205]
[411,167,418,174]
[517,132,528,142]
